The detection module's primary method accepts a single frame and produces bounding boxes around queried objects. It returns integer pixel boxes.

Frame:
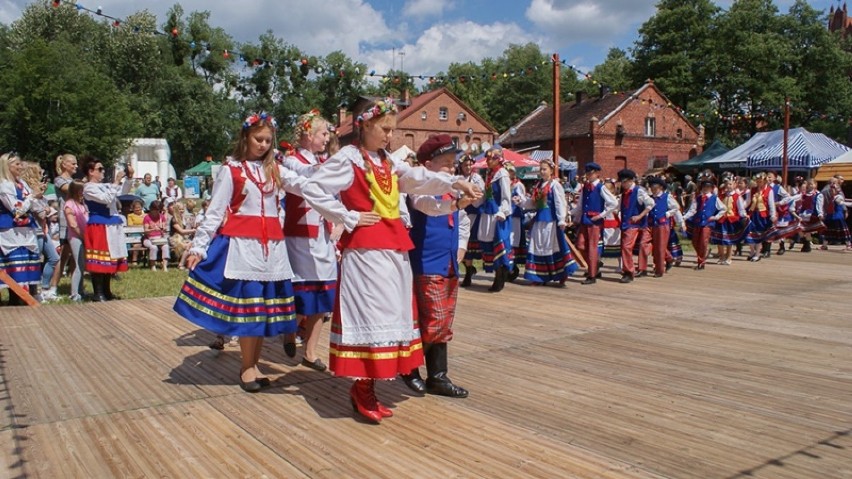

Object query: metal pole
[782,97,790,186]
[552,53,560,180]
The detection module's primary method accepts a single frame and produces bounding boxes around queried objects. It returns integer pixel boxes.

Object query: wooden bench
[124,225,148,264]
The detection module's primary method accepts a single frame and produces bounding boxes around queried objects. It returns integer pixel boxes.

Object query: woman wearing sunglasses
[83,157,133,301]
[0,152,43,305]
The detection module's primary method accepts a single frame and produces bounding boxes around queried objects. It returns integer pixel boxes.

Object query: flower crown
[355,98,398,127]
[243,112,278,130]
[296,109,323,137]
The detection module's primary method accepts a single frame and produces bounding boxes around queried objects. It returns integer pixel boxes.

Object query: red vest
[283,151,319,238]
[338,162,413,251]
[721,192,741,223]
[218,163,284,241]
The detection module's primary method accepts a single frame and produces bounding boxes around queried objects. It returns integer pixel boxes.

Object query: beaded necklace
[360,148,394,195]
[532,179,552,209]
[240,160,277,258]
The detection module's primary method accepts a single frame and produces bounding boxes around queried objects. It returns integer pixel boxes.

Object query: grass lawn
[47,264,189,304]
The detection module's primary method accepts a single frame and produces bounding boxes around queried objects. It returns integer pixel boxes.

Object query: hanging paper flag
[52,0,61,7]
[223,49,230,59]
[171,28,178,37]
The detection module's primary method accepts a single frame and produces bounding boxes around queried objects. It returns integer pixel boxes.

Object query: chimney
[575,91,583,105]
[401,88,411,109]
[338,107,347,127]
[589,116,598,137]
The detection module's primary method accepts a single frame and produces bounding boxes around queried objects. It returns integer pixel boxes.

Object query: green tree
[631,0,720,111]
[0,39,142,163]
[485,43,553,132]
[588,48,634,93]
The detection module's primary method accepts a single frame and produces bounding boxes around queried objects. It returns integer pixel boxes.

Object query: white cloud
[363,20,538,78]
[402,0,453,18]
[0,0,22,25]
[525,0,655,45]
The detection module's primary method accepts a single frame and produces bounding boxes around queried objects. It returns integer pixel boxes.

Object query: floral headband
[355,98,398,127]
[243,112,278,130]
[296,109,323,137]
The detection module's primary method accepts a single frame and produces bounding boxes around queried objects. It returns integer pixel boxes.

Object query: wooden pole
[0,270,40,307]
[782,97,790,186]
[552,53,560,180]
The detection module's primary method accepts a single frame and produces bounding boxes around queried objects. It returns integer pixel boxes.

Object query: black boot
[461,265,476,287]
[400,367,426,394]
[508,265,520,282]
[104,274,120,300]
[424,343,468,398]
[801,240,812,253]
[761,242,771,258]
[735,243,743,256]
[488,266,507,292]
[777,242,786,255]
[92,274,107,302]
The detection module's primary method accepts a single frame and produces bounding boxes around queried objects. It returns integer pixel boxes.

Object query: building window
[405,133,415,149]
[439,107,448,121]
[420,111,427,121]
[676,128,683,139]
[645,117,656,137]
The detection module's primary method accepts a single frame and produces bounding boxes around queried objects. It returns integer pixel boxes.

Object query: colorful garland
[355,98,398,127]
[243,112,278,130]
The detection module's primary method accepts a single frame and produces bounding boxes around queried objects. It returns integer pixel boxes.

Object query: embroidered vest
[648,192,670,227]
[620,186,642,230]
[581,182,604,226]
[409,196,459,277]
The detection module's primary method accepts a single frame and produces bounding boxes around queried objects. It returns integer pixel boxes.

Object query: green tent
[183,161,213,177]
[673,140,730,173]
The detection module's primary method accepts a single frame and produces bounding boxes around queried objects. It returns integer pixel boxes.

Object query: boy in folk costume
[710,178,749,265]
[617,169,654,283]
[683,178,726,270]
[764,172,798,255]
[506,163,527,282]
[642,176,682,277]
[571,162,617,285]
[297,99,481,423]
[400,134,472,399]
[477,147,515,292]
[821,178,852,250]
[458,154,484,286]
[796,179,824,252]
[744,173,776,262]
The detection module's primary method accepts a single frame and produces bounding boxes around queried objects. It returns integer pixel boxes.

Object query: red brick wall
[390,91,495,153]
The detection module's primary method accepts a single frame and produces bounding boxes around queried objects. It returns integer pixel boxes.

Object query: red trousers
[577,224,601,278]
[639,225,672,276]
[691,226,711,266]
[621,227,648,276]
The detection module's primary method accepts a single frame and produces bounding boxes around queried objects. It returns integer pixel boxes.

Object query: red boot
[350,379,382,423]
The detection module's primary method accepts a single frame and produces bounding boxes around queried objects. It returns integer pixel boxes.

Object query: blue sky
[0,0,841,79]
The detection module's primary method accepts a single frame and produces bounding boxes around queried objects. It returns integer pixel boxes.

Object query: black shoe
[209,335,226,351]
[595,270,602,279]
[777,246,786,256]
[665,261,673,272]
[488,266,507,292]
[653,272,664,278]
[400,369,426,394]
[619,274,633,283]
[508,265,520,282]
[283,342,297,358]
[425,373,469,398]
[461,266,476,287]
[239,374,262,393]
[636,271,648,278]
[581,277,596,285]
[694,264,705,270]
[301,357,328,372]
[801,242,812,253]
[255,377,271,387]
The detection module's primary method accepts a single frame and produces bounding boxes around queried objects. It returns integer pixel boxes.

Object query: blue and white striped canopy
[747,128,849,172]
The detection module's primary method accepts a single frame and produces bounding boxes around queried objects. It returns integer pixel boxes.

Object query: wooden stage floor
[1,248,851,478]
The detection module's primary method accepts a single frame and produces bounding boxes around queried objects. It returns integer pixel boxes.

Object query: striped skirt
[711,219,750,245]
[173,235,297,337]
[0,245,41,288]
[292,280,337,316]
[85,223,128,274]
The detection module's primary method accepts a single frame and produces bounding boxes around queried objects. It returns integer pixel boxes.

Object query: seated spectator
[169,202,196,270]
[142,200,170,271]
[126,200,144,226]
[134,173,160,210]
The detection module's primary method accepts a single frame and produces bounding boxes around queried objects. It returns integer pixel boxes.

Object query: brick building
[498,81,703,178]
[337,88,497,153]
[829,3,852,37]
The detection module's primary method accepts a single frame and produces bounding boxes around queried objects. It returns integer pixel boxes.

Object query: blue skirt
[481,218,514,272]
[173,235,298,337]
[524,232,579,284]
[293,280,337,316]
[745,214,773,244]
[668,228,683,259]
[711,219,750,245]
[0,245,41,287]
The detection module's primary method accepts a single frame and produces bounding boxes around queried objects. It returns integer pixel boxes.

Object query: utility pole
[782,97,790,186]
[399,50,405,72]
[552,53,561,180]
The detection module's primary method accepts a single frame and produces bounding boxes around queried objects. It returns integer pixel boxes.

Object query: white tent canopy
[391,145,416,162]
[703,131,782,171]
[747,128,848,171]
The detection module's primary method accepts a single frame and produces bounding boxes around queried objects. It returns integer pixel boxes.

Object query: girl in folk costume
[683,179,726,270]
[458,155,484,286]
[517,159,579,286]
[174,112,317,393]
[477,147,514,292]
[796,179,824,252]
[710,178,749,265]
[506,163,527,282]
[279,109,337,372]
[82,156,133,302]
[821,178,852,250]
[296,99,481,423]
[0,152,42,305]
[764,172,798,255]
[744,173,776,262]
[733,177,751,257]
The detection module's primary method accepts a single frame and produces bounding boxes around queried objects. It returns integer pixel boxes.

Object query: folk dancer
[400,134,472,399]
[572,162,617,285]
[642,177,681,277]
[821,179,852,250]
[518,159,579,286]
[477,147,514,292]
[506,163,527,282]
[459,155,484,286]
[616,169,653,283]
[296,99,480,423]
[710,178,749,265]
[0,152,42,305]
[765,172,799,255]
[795,179,824,252]
[744,173,776,262]
[683,178,726,270]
